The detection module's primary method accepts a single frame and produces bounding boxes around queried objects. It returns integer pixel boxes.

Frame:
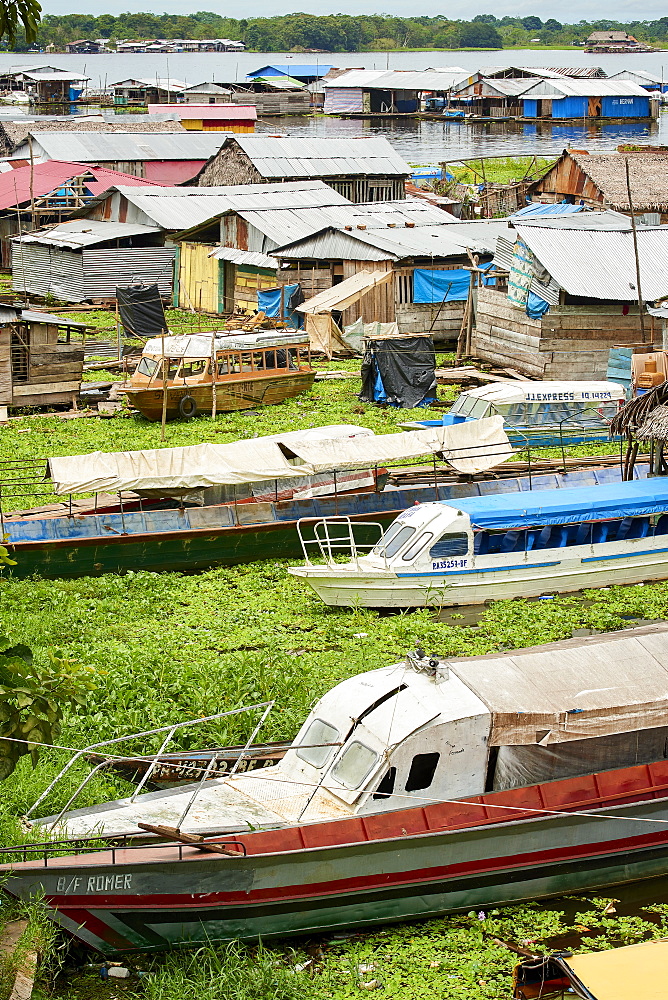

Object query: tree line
[8,12,668,52]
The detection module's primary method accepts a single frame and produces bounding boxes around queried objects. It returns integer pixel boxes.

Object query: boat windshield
[373,522,416,558]
[296,719,340,768]
[331,740,379,789]
[137,357,159,378]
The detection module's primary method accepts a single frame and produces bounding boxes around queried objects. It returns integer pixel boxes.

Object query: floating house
[528,150,668,224]
[65,40,109,54]
[0,306,86,411]
[449,75,540,118]
[4,68,89,104]
[472,214,668,378]
[323,68,466,115]
[111,78,187,106]
[11,220,175,303]
[521,78,656,119]
[193,135,410,203]
[10,131,226,183]
[246,64,334,85]
[182,83,233,104]
[0,118,184,158]
[585,29,653,53]
[270,215,505,342]
[147,104,256,132]
[0,160,155,265]
[607,68,668,93]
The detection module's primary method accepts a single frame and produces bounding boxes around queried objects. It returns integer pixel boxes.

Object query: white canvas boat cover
[47,418,511,494]
[448,623,668,746]
[142,331,307,358]
[297,270,393,315]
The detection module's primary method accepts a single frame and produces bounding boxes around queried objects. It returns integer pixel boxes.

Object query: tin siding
[12,244,85,301]
[523,99,538,117]
[602,95,650,117]
[82,249,175,300]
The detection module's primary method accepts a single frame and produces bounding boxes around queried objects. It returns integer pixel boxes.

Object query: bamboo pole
[625,157,646,343]
[160,329,168,442]
[211,331,217,421]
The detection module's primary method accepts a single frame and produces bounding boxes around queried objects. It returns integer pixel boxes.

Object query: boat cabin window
[405,752,440,792]
[331,740,379,789]
[401,532,434,562]
[217,358,229,376]
[373,523,416,558]
[241,352,253,372]
[473,514,668,557]
[179,360,206,378]
[373,766,396,799]
[137,357,158,378]
[253,351,265,370]
[296,719,340,768]
[228,354,242,374]
[430,534,469,558]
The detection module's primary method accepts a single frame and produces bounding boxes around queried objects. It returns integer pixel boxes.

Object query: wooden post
[211,331,217,421]
[115,300,121,361]
[160,330,168,442]
[625,157,646,342]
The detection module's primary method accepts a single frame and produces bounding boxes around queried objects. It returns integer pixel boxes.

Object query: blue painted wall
[523,98,538,117]
[602,95,650,117]
[551,96,589,117]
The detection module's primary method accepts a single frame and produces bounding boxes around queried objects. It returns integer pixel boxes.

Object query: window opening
[405,752,440,792]
[137,357,158,378]
[374,524,416,558]
[373,767,396,800]
[430,534,468,559]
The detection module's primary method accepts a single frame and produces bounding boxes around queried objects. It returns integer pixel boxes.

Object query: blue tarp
[413,263,494,304]
[526,290,551,319]
[257,283,300,328]
[446,478,668,531]
[513,202,585,218]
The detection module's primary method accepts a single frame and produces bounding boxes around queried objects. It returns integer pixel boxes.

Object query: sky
[39,0,668,22]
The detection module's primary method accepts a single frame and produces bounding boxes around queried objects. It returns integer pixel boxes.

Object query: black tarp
[359,335,437,408]
[117,284,167,339]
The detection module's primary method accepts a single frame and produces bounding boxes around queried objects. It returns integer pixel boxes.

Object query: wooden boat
[288,475,668,608]
[123,331,315,420]
[5,624,668,953]
[0,419,516,579]
[513,939,668,999]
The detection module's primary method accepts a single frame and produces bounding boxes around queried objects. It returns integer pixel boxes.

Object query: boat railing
[0,834,248,866]
[296,517,387,568]
[24,701,274,829]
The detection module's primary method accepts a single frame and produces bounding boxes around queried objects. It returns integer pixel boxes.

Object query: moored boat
[123,331,315,420]
[5,624,668,953]
[0,419,514,578]
[288,476,668,608]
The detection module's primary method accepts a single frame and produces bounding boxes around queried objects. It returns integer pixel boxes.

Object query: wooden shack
[0,308,85,409]
[472,220,668,379]
[528,150,668,223]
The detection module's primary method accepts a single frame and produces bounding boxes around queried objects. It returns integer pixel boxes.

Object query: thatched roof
[610,383,668,436]
[635,403,668,441]
[570,151,668,212]
[0,118,185,156]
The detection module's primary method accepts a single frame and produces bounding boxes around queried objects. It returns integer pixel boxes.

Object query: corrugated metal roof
[20,308,87,326]
[521,78,651,98]
[0,160,155,211]
[110,77,187,90]
[21,71,88,82]
[517,209,644,230]
[325,68,467,91]
[607,69,663,84]
[183,82,232,94]
[208,246,276,268]
[23,131,225,162]
[515,224,668,301]
[274,219,510,261]
[247,64,333,78]
[236,200,455,249]
[14,219,161,249]
[226,135,410,178]
[80,180,349,231]
[476,77,542,96]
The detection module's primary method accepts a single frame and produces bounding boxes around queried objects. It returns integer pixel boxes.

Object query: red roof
[0,160,156,211]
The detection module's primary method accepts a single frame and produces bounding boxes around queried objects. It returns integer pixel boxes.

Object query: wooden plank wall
[396,302,463,344]
[342,261,394,326]
[473,286,651,378]
[0,328,11,405]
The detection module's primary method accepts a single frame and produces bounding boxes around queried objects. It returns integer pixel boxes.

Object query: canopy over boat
[449,476,668,531]
[142,331,307,358]
[448,624,668,745]
[47,417,512,494]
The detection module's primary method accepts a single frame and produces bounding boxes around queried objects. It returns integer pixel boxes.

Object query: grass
[445,156,557,185]
[0,366,664,997]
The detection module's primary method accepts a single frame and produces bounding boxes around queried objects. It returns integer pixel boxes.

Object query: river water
[2,47,668,165]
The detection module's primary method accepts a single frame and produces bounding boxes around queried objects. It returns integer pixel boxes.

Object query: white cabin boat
[288,477,668,607]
